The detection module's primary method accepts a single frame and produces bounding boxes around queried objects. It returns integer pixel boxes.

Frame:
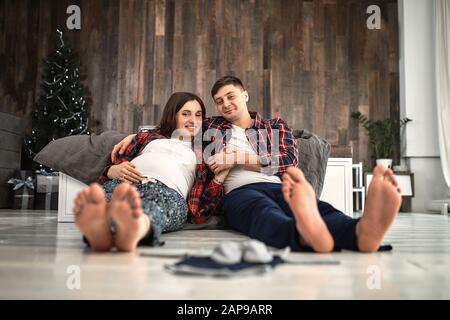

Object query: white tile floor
[0,209,449,299]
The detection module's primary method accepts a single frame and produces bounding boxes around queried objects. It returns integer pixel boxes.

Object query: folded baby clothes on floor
[165,240,287,277]
[165,255,285,277]
[210,240,280,264]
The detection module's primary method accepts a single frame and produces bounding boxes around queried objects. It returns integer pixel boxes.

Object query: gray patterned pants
[103,179,188,246]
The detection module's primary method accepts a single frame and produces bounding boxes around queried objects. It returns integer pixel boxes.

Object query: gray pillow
[34,131,127,185]
[293,129,331,198]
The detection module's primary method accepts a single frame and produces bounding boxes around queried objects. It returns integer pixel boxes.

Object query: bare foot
[356,165,402,252]
[73,183,113,252]
[108,183,151,252]
[282,167,334,253]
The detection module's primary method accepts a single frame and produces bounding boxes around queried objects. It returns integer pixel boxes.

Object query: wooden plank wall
[0,112,25,208]
[0,0,399,169]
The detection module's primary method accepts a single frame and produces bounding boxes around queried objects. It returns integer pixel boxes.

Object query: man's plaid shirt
[188,111,299,224]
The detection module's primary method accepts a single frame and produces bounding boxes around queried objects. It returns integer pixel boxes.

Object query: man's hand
[207,147,237,175]
[107,161,143,184]
[111,134,136,162]
[208,146,262,174]
[213,167,231,185]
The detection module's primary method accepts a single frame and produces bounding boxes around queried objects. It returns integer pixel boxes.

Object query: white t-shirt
[130,138,196,199]
[223,124,281,194]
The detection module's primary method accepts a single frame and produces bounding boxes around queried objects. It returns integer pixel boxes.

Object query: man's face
[213,84,249,123]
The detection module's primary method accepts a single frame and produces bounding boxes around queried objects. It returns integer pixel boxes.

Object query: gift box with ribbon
[34,170,59,210]
[7,170,36,210]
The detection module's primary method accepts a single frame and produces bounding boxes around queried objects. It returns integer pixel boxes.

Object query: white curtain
[435,0,450,189]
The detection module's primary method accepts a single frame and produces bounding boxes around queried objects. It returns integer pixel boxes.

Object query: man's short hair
[211,76,245,98]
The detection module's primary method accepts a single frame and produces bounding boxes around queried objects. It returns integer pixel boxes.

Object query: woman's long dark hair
[158,92,206,137]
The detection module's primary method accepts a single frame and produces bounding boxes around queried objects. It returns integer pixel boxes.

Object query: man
[114,76,402,253]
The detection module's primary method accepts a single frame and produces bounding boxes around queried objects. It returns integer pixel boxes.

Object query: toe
[282,173,295,186]
[372,165,387,177]
[386,171,399,187]
[282,184,291,199]
[80,189,88,198]
[286,166,305,183]
[129,186,142,210]
[73,201,81,215]
[88,183,106,204]
[112,182,131,201]
[74,192,83,206]
[73,197,83,211]
[74,190,87,208]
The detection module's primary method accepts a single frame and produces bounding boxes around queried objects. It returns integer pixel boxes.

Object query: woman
[73,92,228,252]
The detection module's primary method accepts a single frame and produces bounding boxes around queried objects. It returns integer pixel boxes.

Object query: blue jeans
[223,182,360,252]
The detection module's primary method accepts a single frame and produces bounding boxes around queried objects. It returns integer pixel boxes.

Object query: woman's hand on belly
[107,161,143,184]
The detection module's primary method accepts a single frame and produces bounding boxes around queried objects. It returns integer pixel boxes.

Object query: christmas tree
[25,29,91,167]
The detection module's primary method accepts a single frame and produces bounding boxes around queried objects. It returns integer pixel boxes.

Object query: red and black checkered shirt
[187,111,299,224]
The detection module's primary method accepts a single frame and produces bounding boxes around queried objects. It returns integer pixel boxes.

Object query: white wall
[398,0,450,212]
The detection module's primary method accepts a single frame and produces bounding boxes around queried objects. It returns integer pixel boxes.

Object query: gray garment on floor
[103,179,187,246]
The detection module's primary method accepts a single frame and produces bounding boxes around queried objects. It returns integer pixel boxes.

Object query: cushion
[34,131,127,185]
[293,129,331,198]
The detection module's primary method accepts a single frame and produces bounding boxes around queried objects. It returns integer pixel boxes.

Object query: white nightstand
[320,158,354,217]
[352,162,365,217]
[58,173,87,222]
